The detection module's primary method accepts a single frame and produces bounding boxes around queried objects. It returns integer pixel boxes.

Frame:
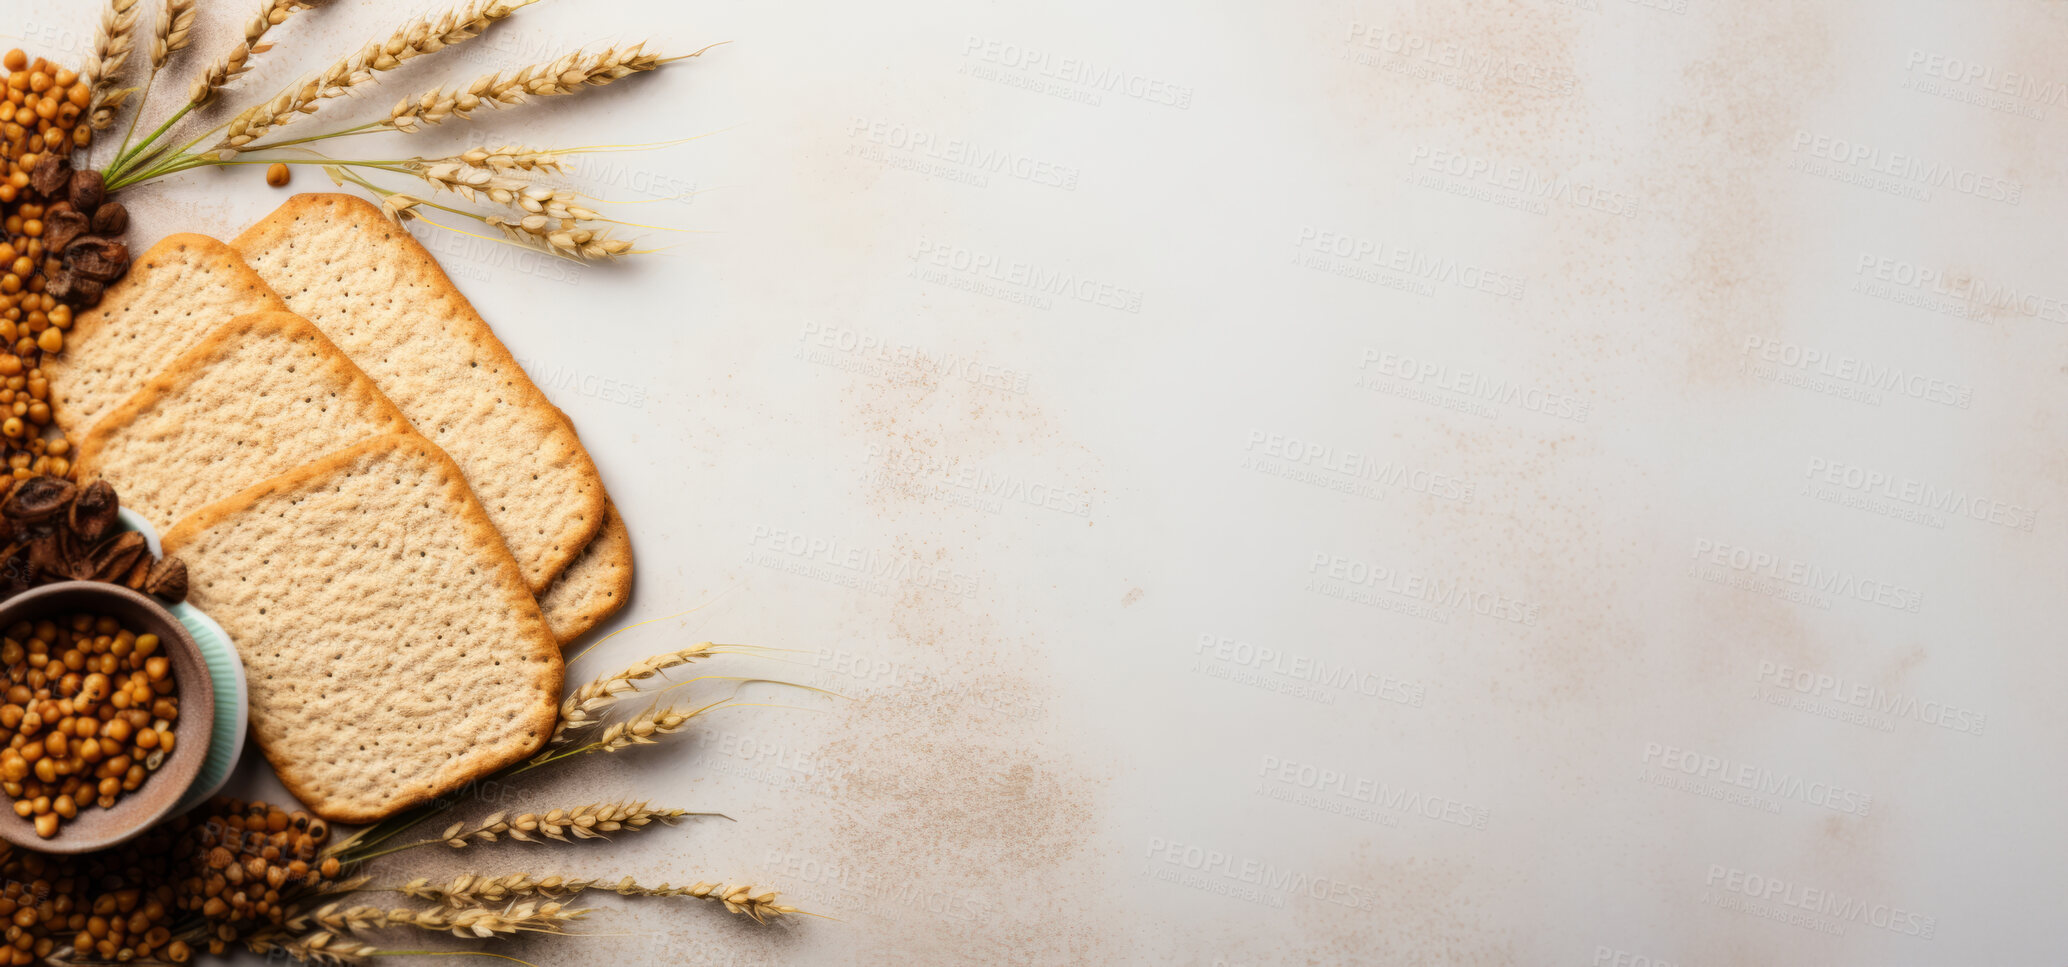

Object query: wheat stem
[116,0,197,157]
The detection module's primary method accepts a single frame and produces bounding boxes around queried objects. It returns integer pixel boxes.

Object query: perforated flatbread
[48,233,287,439]
[538,501,633,643]
[73,310,414,530]
[231,194,606,592]
[162,433,563,823]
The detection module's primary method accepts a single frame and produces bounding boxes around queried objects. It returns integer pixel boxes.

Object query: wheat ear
[485,214,636,261]
[591,700,716,752]
[550,642,729,745]
[249,932,378,965]
[294,900,587,938]
[219,0,538,153]
[190,0,319,107]
[444,144,563,172]
[148,0,199,71]
[387,42,711,132]
[84,0,143,128]
[399,874,802,921]
[439,800,693,846]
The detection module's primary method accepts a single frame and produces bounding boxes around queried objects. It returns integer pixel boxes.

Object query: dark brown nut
[65,237,130,282]
[42,210,88,255]
[123,553,150,591]
[2,477,75,521]
[72,277,105,306]
[67,170,104,214]
[144,557,187,603]
[89,202,127,236]
[43,270,77,302]
[69,480,119,541]
[90,532,147,584]
[29,155,70,198]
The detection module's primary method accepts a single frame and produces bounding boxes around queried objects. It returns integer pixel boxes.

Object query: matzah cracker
[538,501,633,643]
[73,310,414,529]
[48,233,287,438]
[231,194,606,592]
[161,433,563,823]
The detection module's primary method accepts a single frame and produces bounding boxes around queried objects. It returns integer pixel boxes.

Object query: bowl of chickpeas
[0,580,212,853]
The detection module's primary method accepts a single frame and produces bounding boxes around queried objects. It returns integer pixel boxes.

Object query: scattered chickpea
[265,162,290,188]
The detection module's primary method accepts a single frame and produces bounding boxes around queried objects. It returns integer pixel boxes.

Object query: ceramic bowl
[116,509,246,815]
[0,580,215,853]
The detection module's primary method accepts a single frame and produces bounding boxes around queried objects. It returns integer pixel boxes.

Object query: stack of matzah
[58,196,636,821]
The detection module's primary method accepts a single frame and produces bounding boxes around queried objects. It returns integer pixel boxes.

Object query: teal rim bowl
[117,509,246,815]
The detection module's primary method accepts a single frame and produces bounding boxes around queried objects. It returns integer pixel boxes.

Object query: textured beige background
[5,0,2067,963]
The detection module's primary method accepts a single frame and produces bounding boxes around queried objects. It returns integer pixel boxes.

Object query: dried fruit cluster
[0,477,188,602]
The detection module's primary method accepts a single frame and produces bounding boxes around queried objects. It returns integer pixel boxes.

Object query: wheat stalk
[148,0,199,71]
[84,0,143,128]
[219,0,538,154]
[438,800,693,846]
[295,900,588,938]
[550,642,727,745]
[189,0,319,107]
[386,42,702,132]
[399,874,802,921]
[250,932,378,965]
